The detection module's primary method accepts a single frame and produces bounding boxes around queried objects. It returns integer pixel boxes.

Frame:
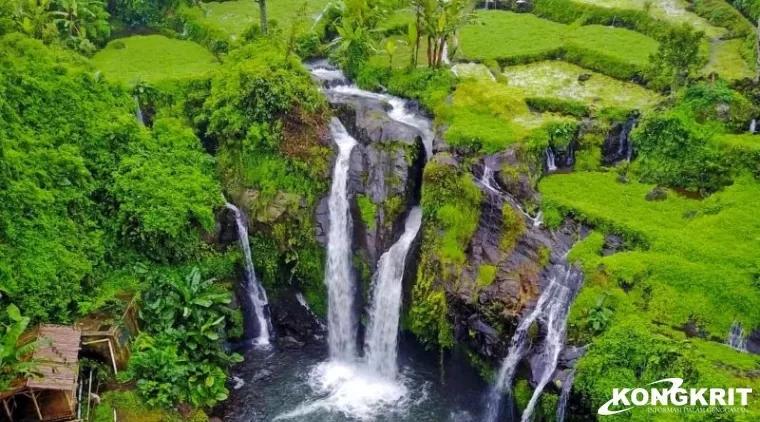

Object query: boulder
[645,186,668,201]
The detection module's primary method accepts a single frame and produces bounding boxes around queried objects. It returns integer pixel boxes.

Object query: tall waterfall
[546,147,557,172]
[484,266,583,422]
[134,94,145,125]
[556,368,576,422]
[365,207,423,377]
[727,321,748,352]
[225,202,272,346]
[325,118,359,360]
[750,119,757,134]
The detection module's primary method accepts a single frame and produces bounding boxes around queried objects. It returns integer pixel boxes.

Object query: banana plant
[0,304,46,393]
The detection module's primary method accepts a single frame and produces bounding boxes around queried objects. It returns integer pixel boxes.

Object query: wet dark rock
[616,173,630,184]
[270,292,325,345]
[404,99,422,113]
[602,234,624,256]
[278,336,306,349]
[602,115,638,165]
[578,73,592,82]
[315,196,330,246]
[745,330,760,354]
[558,345,587,367]
[468,315,500,344]
[334,101,421,146]
[645,186,668,201]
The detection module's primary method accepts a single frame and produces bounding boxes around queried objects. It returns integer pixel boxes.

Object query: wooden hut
[76,296,139,372]
[0,325,81,422]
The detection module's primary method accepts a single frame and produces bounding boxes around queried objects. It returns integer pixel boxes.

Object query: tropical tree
[645,24,703,95]
[12,0,57,40]
[1,305,46,392]
[412,0,474,68]
[256,0,267,34]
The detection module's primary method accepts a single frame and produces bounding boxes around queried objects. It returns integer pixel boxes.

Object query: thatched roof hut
[0,324,81,421]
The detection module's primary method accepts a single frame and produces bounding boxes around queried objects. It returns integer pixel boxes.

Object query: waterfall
[325,118,359,361]
[365,207,423,377]
[225,202,272,346]
[750,119,757,134]
[620,117,637,162]
[727,321,747,352]
[484,266,583,422]
[475,156,543,228]
[134,94,145,125]
[556,369,576,422]
[297,292,327,330]
[546,147,557,172]
[307,63,434,160]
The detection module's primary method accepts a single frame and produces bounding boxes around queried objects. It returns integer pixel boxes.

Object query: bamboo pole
[3,398,13,421]
[30,390,42,420]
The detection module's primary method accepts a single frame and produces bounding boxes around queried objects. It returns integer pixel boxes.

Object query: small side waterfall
[225,202,272,346]
[484,266,583,422]
[475,156,542,228]
[727,321,748,352]
[556,368,576,422]
[750,119,757,134]
[545,147,557,172]
[325,118,359,361]
[365,207,423,377]
[134,94,145,125]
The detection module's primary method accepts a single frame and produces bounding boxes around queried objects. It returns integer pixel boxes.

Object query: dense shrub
[526,97,590,117]
[632,112,732,192]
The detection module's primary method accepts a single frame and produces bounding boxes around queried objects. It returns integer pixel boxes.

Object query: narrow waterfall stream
[556,368,576,422]
[476,156,542,228]
[546,147,557,172]
[365,207,423,376]
[727,321,748,352]
[325,118,359,361]
[134,94,145,125]
[225,202,272,346]
[484,265,583,422]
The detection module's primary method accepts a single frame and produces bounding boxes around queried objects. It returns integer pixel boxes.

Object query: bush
[526,97,590,117]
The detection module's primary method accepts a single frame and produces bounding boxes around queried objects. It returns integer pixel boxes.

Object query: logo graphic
[598,378,752,415]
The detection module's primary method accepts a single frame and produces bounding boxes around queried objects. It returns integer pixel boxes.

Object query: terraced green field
[704,38,754,81]
[458,11,659,79]
[503,61,663,110]
[92,35,220,85]
[201,0,330,36]
[572,0,727,38]
[541,171,760,336]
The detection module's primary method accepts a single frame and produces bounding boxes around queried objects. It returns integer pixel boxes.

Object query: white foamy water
[365,208,423,377]
[316,76,435,160]
[727,321,748,352]
[325,118,359,360]
[273,361,415,421]
[225,202,272,347]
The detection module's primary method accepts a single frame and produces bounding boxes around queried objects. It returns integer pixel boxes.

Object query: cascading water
[225,202,272,346]
[546,147,557,172]
[308,63,434,160]
[365,207,423,377]
[521,268,582,422]
[134,94,145,125]
[750,119,757,134]
[325,118,359,361]
[484,266,583,422]
[483,279,558,422]
[476,157,542,228]
[556,368,576,422]
[727,321,748,352]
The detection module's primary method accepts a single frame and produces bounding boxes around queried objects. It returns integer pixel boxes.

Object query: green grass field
[201,0,330,36]
[459,11,566,62]
[541,171,760,336]
[572,0,727,38]
[704,38,754,81]
[91,35,220,85]
[458,11,659,79]
[503,61,663,110]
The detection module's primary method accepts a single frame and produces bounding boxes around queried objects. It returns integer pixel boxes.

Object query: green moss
[514,379,533,412]
[703,38,754,81]
[477,265,498,288]
[357,194,377,230]
[92,35,219,85]
[500,205,526,253]
[465,349,496,383]
[538,246,552,268]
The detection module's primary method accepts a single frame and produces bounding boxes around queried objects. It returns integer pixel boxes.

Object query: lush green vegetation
[92,35,220,85]
[199,0,330,37]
